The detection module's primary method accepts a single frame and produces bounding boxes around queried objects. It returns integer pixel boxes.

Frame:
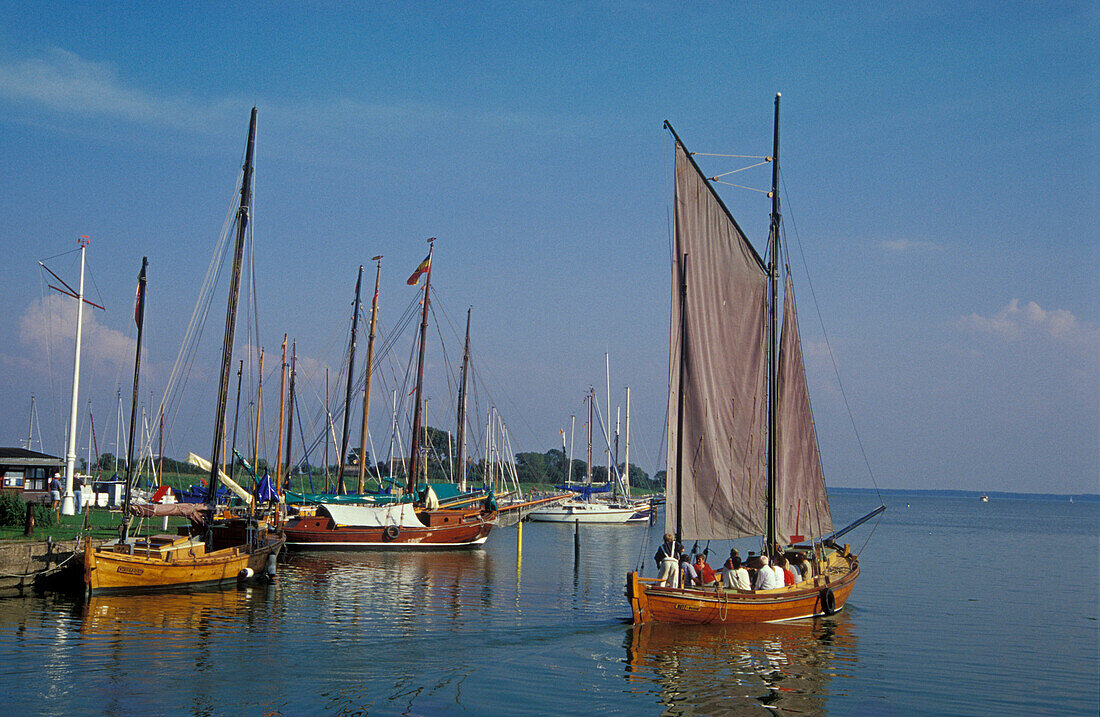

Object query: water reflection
[625,617,855,714]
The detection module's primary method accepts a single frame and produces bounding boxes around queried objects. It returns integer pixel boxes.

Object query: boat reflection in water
[80,584,274,638]
[285,549,495,628]
[625,616,854,714]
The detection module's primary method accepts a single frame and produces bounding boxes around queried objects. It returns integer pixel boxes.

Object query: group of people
[653,533,815,591]
[48,472,86,515]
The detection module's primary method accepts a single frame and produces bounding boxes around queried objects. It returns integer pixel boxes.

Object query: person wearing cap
[49,473,62,510]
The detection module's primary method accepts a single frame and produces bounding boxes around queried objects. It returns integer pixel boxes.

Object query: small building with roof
[0,448,64,503]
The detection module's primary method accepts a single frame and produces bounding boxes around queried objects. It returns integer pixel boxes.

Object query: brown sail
[776,274,833,543]
[666,143,769,540]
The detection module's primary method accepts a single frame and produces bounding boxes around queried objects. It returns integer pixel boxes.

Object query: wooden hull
[626,551,859,624]
[83,535,284,595]
[283,508,494,550]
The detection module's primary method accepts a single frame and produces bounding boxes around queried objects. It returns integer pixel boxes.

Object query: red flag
[406,252,431,285]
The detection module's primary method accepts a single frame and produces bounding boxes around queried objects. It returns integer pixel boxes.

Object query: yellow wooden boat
[83,532,283,595]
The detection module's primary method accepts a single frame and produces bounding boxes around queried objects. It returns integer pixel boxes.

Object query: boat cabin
[0,448,63,503]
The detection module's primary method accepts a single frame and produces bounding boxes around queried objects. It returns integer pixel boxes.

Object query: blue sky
[0,2,1096,494]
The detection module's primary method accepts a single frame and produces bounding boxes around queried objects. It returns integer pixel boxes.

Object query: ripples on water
[0,493,1096,715]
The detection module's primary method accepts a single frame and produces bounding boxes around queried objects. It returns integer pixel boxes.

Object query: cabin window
[3,469,24,488]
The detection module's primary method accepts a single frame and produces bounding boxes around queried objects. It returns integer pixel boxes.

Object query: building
[0,448,64,503]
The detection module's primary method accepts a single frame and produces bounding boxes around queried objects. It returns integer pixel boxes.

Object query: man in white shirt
[753,555,784,590]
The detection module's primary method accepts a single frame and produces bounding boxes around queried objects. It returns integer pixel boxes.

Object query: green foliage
[32,503,58,527]
[0,491,25,527]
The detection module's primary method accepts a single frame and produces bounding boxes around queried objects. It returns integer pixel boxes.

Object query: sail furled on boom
[666,142,769,540]
[776,274,833,543]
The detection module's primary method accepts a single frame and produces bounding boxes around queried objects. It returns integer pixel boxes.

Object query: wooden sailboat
[84,108,283,594]
[283,241,497,549]
[626,96,885,624]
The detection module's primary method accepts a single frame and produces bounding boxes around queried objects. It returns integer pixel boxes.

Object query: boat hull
[83,535,283,595]
[283,508,494,550]
[527,502,645,524]
[626,552,859,624]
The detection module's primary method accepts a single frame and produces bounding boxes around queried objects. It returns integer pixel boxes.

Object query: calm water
[1,491,1096,715]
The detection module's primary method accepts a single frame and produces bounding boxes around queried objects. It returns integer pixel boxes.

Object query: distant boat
[980,495,990,502]
[626,97,885,624]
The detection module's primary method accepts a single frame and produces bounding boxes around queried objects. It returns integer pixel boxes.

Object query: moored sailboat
[626,96,885,624]
[83,108,283,594]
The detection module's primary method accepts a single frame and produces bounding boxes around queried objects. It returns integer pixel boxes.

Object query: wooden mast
[276,334,287,490]
[407,239,435,497]
[766,92,782,556]
[283,340,296,499]
[229,360,243,482]
[356,257,382,494]
[455,308,471,492]
[674,253,687,544]
[252,348,264,478]
[122,257,148,540]
[206,107,257,508]
[337,265,364,495]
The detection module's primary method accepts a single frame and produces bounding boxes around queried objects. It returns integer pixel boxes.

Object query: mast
[766,93,782,555]
[585,389,593,488]
[624,386,631,497]
[252,348,264,478]
[229,360,243,483]
[61,237,88,515]
[276,335,287,490]
[338,265,364,495]
[25,395,35,451]
[357,257,382,494]
[407,240,435,497]
[122,257,148,537]
[674,253,687,543]
[284,340,296,498]
[455,307,471,492]
[206,106,257,507]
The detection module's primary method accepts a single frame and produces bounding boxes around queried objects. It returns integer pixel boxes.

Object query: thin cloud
[880,239,943,253]
[17,294,138,378]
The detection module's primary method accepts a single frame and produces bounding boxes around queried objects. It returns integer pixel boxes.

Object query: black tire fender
[383,525,400,541]
[820,588,836,616]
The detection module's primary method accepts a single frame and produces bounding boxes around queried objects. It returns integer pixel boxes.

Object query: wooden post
[23,503,34,536]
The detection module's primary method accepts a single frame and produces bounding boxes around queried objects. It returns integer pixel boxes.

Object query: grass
[0,505,192,544]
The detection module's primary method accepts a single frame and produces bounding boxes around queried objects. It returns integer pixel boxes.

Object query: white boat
[527,498,645,524]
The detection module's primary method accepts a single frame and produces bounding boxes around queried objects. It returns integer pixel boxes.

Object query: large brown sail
[666,143,769,540]
[776,274,833,543]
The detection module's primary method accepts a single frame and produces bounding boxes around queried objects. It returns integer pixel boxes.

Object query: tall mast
[25,395,35,451]
[229,359,243,482]
[357,257,382,493]
[122,257,148,537]
[284,340,296,498]
[276,334,287,489]
[455,307,471,492]
[61,237,88,515]
[674,253,688,544]
[407,240,435,497]
[338,265,364,495]
[206,107,257,506]
[252,349,264,477]
[766,93,782,555]
[585,389,593,487]
[624,386,631,497]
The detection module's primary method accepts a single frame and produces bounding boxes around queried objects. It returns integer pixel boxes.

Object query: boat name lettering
[116,566,144,575]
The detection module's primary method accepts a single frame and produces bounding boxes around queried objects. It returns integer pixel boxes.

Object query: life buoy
[383,525,400,541]
[820,588,836,616]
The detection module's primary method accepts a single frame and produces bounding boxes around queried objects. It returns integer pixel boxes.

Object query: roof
[0,447,63,465]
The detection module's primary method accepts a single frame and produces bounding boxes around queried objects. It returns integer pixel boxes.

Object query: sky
[0,2,1096,495]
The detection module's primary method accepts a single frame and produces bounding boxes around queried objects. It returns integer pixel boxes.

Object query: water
[1,491,1096,715]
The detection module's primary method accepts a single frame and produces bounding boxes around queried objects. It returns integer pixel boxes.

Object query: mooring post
[574,519,580,562]
[23,503,34,536]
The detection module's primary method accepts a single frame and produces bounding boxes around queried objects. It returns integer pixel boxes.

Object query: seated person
[722,548,740,571]
[784,553,802,583]
[795,553,814,581]
[678,554,698,587]
[776,555,797,586]
[753,555,784,590]
[693,552,717,586]
[722,555,752,591]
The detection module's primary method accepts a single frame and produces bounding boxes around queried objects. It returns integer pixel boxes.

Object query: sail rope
[779,173,886,513]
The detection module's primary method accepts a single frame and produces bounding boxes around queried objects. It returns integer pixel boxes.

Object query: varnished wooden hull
[83,535,284,595]
[626,552,859,624]
[283,509,494,550]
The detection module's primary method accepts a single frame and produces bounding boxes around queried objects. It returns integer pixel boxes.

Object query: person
[753,555,783,590]
[693,552,717,586]
[654,533,682,588]
[745,551,763,585]
[49,473,62,510]
[786,553,803,583]
[73,474,84,514]
[795,553,814,581]
[777,555,797,586]
[723,548,740,571]
[678,554,698,587]
[722,555,752,591]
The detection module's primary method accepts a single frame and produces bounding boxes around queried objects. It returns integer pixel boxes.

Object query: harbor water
[0,491,1096,715]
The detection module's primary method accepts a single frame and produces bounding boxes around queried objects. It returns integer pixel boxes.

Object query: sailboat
[83,108,284,594]
[626,96,885,624]
[283,241,497,549]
